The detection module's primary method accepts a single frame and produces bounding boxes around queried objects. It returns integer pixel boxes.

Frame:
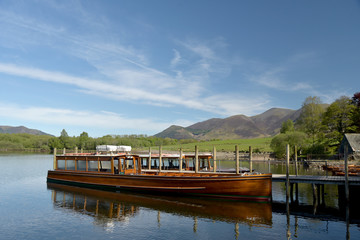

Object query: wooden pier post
[312,184,318,214]
[341,144,351,237]
[286,144,290,202]
[159,146,162,173]
[235,145,239,174]
[193,216,198,233]
[295,183,299,205]
[111,157,114,174]
[249,146,253,173]
[179,148,183,172]
[294,145,298,176]
[195,145,199,173]
[53,148,57,170]
[148,147,152,170]
[235,223,239,240]
[213,146,217,173]
[344,144,349,203]
[286,151,291,240]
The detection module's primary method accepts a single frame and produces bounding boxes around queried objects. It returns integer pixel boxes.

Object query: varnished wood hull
[47,170,272,202]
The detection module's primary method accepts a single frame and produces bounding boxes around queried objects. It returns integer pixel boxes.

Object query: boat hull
[47,170,272,202]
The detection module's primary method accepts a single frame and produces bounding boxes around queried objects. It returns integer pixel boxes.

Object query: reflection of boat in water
[47,150,272,202]
[47,182,272,227]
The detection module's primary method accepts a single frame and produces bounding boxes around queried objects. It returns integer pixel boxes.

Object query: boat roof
[60,152,213,158]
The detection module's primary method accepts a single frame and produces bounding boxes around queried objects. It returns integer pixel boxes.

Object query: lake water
[1,154,359,239]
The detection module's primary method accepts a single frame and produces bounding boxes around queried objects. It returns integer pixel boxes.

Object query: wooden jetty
[272,174,360,186]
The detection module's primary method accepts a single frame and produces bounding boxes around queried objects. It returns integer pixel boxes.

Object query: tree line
[270,92,360,158]
[1,92,359,155]
[0,129,198,152]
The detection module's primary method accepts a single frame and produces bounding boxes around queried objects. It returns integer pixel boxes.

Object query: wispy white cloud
[0,62,268,116]
[247,52,317,93]
[249,67,312,91]
[171,49,182,67]
[0,4,272,119]
[175,38,231,77]
[0,102,170,132]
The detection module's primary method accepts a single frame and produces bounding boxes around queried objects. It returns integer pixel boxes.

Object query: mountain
[155,125,194,139]
[0,126,52,136]
[155,108,302,140]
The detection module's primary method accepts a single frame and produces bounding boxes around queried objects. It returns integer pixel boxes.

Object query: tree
[60,129,69,138]
[59,129,75,149]
[322,96,355,148]
[296,96,325,146]
[352,92,360,107]
[351,92,360,132]
[270,131,307,158]
[48,137,63,150]
[78,131,90,149]
[280,119,294,134]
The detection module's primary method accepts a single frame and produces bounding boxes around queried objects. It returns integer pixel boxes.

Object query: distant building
[339,133,360,159]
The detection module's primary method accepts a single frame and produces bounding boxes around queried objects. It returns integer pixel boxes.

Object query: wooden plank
[159,146,162,173]
[195,145,199,173]
[179,148,183,172]
[213,146,217,173]
[236,145,239,174]
[249,146,252,172]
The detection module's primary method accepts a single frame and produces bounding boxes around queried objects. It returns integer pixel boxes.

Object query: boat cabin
[139,153,213,171]
[53,151,214,175]
[55,153,142,175]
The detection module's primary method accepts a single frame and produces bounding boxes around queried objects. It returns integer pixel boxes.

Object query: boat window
[126,159,134,169]
[100,160,111,172]
[88,160,98,171]
[57,160,65,170]
[163,158,169,168]
[151,158,159,169]
[77,160,86,171]
[113,159,119,172]
[67,160,75,170]
[141,158,148,167]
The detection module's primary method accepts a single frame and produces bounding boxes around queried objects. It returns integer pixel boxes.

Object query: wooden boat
[47,150,272,202]
[323,164,360,176]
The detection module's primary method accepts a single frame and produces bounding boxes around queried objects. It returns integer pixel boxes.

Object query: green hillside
[152,137,273,152]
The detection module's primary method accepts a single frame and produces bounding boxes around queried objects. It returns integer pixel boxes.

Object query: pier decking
[272,174,360,185]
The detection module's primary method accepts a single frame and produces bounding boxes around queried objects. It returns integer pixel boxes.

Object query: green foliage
[322,96,356,147]
[351,92,360,132]
[60,129,69,137]
[0,133,53,151]
[280,119,294,134]
[2,92,360,155]
[270,131,307,158]
[160,137,273,152]
[296,96,325,145]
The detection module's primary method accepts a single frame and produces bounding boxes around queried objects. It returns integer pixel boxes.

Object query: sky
[0,0,359,137]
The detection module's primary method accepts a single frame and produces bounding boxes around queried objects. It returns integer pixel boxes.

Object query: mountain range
[1,107,303,139]
[155,108,302,140]
[0,125,51,136]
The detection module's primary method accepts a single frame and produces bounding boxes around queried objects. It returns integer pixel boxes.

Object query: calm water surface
[0,154,359,240]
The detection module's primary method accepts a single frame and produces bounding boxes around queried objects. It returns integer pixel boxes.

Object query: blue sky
[0,0,359,137]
